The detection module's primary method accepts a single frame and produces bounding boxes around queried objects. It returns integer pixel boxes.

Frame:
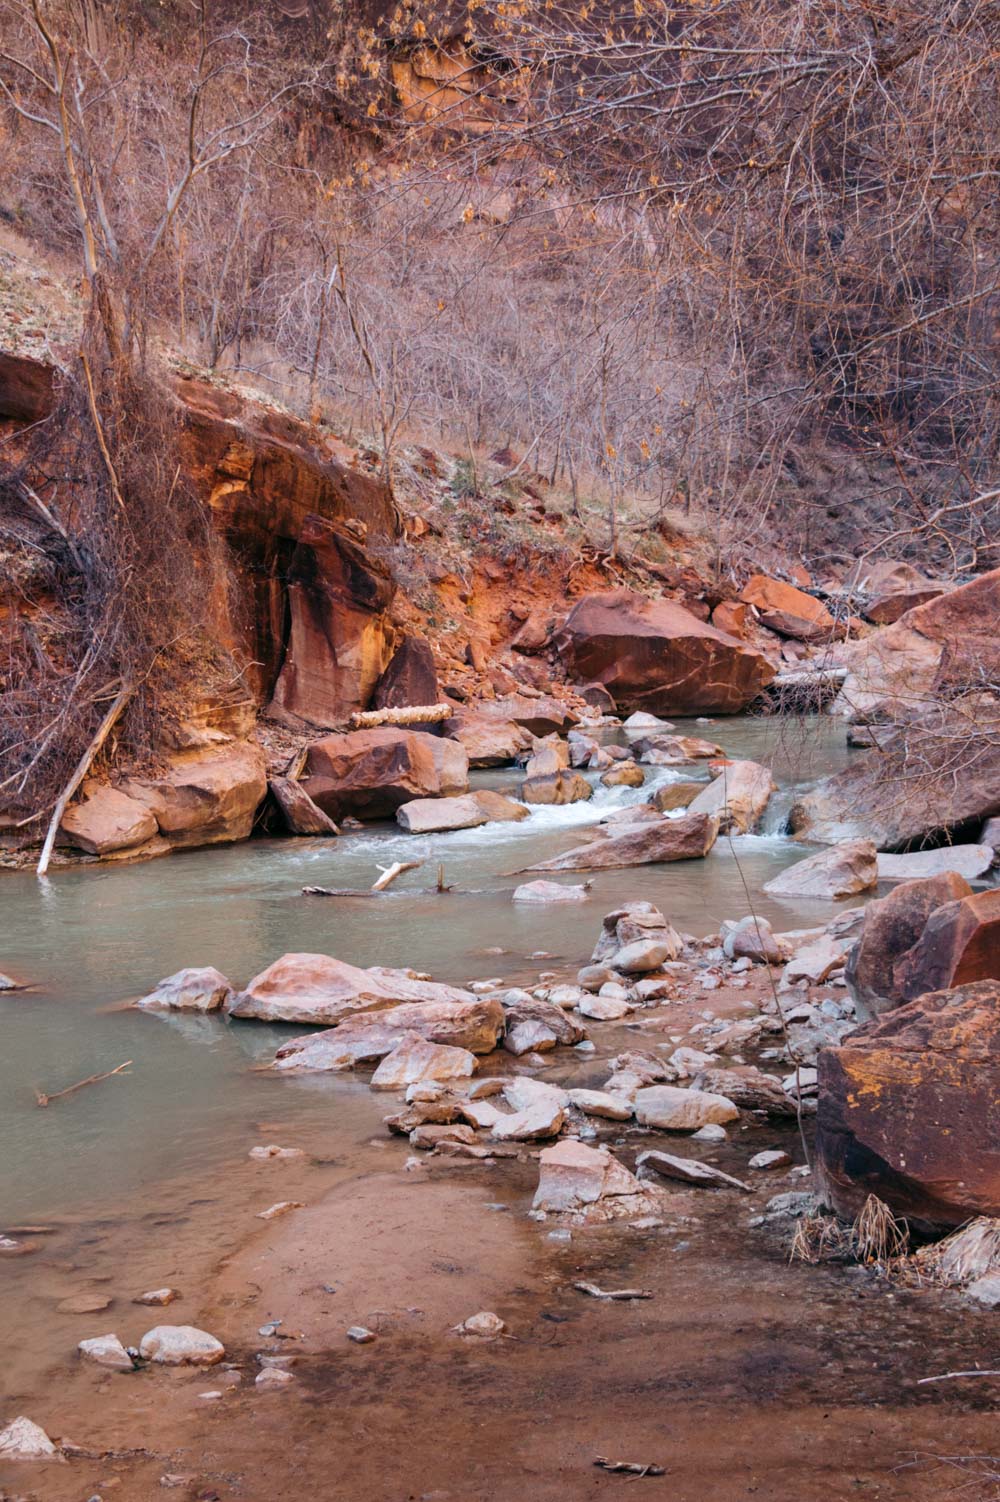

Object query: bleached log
[350,703,451,729]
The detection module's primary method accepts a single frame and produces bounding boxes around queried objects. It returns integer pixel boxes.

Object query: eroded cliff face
[0,352,402,737]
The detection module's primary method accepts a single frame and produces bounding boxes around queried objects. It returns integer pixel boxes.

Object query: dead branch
[36,682,133,878]
[35,1059,133,1107]
[350,704,451,729]
[371,860,422,891]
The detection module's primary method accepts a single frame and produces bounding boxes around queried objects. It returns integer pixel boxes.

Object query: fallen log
[37,683,134,879]
[350,703,451,729]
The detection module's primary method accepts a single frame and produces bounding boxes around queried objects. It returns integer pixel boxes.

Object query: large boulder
[845,872,972,1021]
[228,953,479,1025]
[373,634,439,710]
[892,889,1000,1002]
[269,516,396,728]
[483,695,578,736]
[763,839,878,900]
[831,568,1000,718]
[876,846,994,883]
[123,741,267,849]
[272,996,505,1070]
[397,794,488,834]
[442,710,532,767]
[790,702,1000,848]
[555,591,777,714]
[60,785,159,855]
[523,813,719,872]
[815,980,1000,1231]
[303,727,468,820]
[687,759,775,834]
[739,575,834,641]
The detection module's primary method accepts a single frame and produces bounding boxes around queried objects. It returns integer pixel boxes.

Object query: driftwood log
[350,703,451,729]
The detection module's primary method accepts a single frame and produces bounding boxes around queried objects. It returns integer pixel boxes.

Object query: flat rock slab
[229,952,478,1026]
[524,813,719,872]
[637,1150,750,1192]
[396,794,488,834]
[79,1333,134,1370]
[876,846,995,883]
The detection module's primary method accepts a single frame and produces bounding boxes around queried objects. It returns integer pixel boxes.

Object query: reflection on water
[0,715,855,1223]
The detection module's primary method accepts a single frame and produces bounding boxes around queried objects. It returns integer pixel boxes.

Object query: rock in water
[60,784,159,855]
[78,1333,134,1371]
[272,997,504,1071]
[0,1416,59,1460]
[763,839,878,899]
[136,966,233,1012]
[815,979,1000,1231]
[121,740,268,849]
[512,880,590,903]
[491,1099,565,1140]
[139,1325,225,1365]
[470,790,530,823]
[567,1089,634,1121]
[892,888,1000,1002]
[636,1150,750,1191]
[687,759,775,834]
[632,1085,739,1130]
[369,1036,476,1089]
[396,794,488,833]
[303,727,469,820]
[228,952,477,1025]
[269,776,340,836]
[523,813,719,872]
[555,591,776,714]
[845,872,972,1020]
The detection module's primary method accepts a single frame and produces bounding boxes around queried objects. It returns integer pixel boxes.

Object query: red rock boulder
[124,742,267,848]
[739,575,834,641]
[556,592,776,715]
[845,872,973,1020]
[373,634,439,711]
[303,727,468,820]
[815,980,1000,1231]
[893,888,1000,1002]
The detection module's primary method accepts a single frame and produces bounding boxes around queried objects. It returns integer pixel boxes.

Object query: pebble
[249,1145,305,1161]
[691,1124,727,1143]
[135,1288,179,1306]
[255,1367,295,1390]
[455,1311,506,1337]
[347,1326,376,1343]
[139,1325,225,1366]
[256,1201,304,1220]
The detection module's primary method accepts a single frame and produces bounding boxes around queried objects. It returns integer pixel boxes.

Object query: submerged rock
[136,966,232,1013]
[228,952,477,1026]
[512,880,590,903]
[815,979,1000,1231]
[763,839,878,900]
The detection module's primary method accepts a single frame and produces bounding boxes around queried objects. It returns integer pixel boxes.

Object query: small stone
[255,1367,295,1390]
[134,1288,178,1306]
[78,1334,134,1371]
[347,1326,376,1343]
[455,1311,506,1337]
[249,1145,305,1161]
[748,1149,792,1171]
[256,1201,304,1220]
[637,1150,750,1192]
[691,1124,727,1143]
[579,993,630,1020]
[0,1416,59,1460]
[139,1325,225,1366]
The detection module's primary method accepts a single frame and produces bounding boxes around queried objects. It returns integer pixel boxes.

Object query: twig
[574,1282,654,1301]
[594,1457,666,1476]
[917,1371,1000,1385]
[79,351,126,511]
[35,1059,132,1107]
[36,682,133,878]
[371,860,422,891]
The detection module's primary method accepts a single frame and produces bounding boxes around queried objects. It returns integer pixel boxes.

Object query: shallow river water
[1,714,855,1225]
